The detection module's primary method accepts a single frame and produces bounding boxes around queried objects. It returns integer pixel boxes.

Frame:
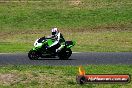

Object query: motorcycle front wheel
[28,50,39,60]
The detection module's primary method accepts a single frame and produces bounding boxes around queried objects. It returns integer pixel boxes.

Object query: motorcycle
[28,36,75,60]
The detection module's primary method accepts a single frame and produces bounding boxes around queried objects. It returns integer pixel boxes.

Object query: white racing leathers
[49,32,65,52]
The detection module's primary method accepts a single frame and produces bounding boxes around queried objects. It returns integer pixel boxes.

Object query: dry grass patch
[0,73,20,85]
[69,0,81,6]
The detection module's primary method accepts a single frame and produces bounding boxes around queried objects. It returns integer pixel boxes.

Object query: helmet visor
[52,32,56,35]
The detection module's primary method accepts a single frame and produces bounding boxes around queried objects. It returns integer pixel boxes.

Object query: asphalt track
[0,52,132,65]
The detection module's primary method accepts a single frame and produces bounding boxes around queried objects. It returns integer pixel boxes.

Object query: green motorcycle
[28,36,75,60]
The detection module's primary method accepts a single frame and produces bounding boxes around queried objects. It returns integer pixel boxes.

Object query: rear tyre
[28,50,39,60]
[58,48,72,60]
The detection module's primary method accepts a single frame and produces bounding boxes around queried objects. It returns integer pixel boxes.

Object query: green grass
[0,0,132,30]
[0,0,132,52]
[0,65,131,88]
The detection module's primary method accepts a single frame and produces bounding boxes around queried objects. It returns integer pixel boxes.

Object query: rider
[47,28,65,53]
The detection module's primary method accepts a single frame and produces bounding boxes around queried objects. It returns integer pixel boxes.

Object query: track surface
[0,52,132,65]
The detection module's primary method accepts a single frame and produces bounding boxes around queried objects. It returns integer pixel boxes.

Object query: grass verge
[0,65,131,88]
[0,29,132,53]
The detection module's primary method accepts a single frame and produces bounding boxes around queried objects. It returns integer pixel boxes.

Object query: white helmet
[51,28,59,35]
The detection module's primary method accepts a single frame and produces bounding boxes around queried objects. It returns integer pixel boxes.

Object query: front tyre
[28,50,39,60]
[58,48,72,60]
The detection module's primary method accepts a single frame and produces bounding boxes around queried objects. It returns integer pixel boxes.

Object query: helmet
[51,28,59,35]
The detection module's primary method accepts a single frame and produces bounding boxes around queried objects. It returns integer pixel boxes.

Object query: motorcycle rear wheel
[58,48,72,60]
